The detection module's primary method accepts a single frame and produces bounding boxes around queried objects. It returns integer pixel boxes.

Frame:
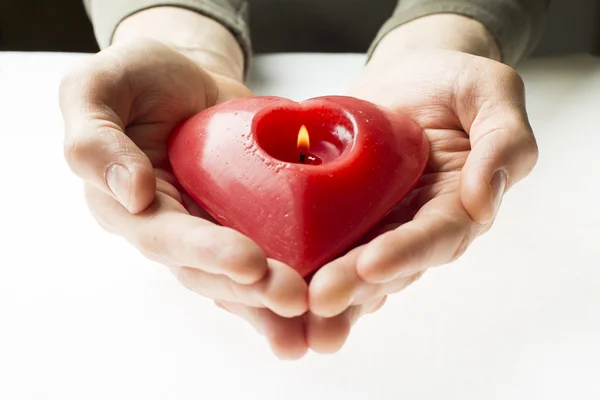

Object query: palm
[62,38,309,360]
[126,122,180,170]
[375,122,471,240]
[120,55,251,214]
[347,50,488,245]
[305,51,520,348]
[125,121,202,218]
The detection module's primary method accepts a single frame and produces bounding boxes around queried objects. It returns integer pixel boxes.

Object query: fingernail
[106,164,132,211]
[490,170,507,220]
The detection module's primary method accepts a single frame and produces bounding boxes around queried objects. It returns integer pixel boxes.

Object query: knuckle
[493,62,524,90]
[522,142,540,178]
[63,136,93,171]
[83,184,117,234]
[131,199,179,265]
[174,266,196,290]
[480,225,491,235]
[450,229,474,263]
[369,296,387,314]
[133,221,166,264]
[504,69,527,103]
[407,226,435,267]
[503,65,524,85]
[406,271,425,286]
[136,233,163,263]
[508,123,539,180]
[226,277,245,301]
[524,135,540,166]
[179,228,221,270]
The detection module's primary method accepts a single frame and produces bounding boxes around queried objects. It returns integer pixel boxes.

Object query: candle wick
[299,153,306,163]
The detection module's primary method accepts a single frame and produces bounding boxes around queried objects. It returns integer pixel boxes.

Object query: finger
[172,266,264,307]
[85,184,268,284]
[309,248,362,318]
[59,39,218,214]
[306,310,353,354]
[181,192,219,223]
[309,247,419,317]
[306,297,385,354]
[256,259,308,317]
[462,112,538,224]
[60,54,156,213]
[217,301,307,360]
[458,66,539,224]
[171,259,308,318]
[357,194,480,283]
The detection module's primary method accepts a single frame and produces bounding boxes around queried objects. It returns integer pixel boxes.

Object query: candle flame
[297,125,310,149]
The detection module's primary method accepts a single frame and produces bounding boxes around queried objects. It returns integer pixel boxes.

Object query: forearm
[112,7,244,81]
[369,14,501,67]
[369,0,550,66]
[83,0,250,82]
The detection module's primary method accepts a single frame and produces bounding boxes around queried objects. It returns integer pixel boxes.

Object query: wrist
[369,14,501,66]
[112,6,245,82]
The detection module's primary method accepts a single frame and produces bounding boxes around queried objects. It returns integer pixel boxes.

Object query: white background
[0,52,599,399]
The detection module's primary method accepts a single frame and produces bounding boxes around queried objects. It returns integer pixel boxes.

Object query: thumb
[59,66,155,214]
[461,106,539,225]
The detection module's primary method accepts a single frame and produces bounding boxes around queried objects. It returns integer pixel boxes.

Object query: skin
[60,9,538,359]
[307,16,539,353]
[59,8,309,359]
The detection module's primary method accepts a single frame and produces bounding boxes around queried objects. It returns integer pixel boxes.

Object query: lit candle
[169,96,429,277]
[297,125,317,164]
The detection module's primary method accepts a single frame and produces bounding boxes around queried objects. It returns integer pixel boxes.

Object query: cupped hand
[59,38,308,359]
[307,48,539,352]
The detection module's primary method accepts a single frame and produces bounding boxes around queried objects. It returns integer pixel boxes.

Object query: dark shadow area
[0,0,98,52]
[0,0,598,57]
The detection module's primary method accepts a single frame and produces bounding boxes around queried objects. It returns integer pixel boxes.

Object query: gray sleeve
[368,0,552,66]
[83,0,251,60]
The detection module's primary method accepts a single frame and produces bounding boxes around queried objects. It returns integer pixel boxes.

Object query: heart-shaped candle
[168,96,429,277]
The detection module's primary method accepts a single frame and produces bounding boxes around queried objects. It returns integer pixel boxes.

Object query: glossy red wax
[168,96,429,277]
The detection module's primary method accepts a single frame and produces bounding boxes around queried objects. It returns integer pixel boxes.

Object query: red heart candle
[168,96,429,277]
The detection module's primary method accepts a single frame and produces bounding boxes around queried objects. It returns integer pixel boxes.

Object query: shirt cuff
[367,0,549,66]
[84,0,251,70]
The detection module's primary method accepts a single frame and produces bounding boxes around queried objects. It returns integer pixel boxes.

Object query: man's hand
[306,15,539,353]
[60,9,309,360]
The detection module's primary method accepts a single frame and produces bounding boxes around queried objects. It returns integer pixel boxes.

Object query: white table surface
[1,51,599,400]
